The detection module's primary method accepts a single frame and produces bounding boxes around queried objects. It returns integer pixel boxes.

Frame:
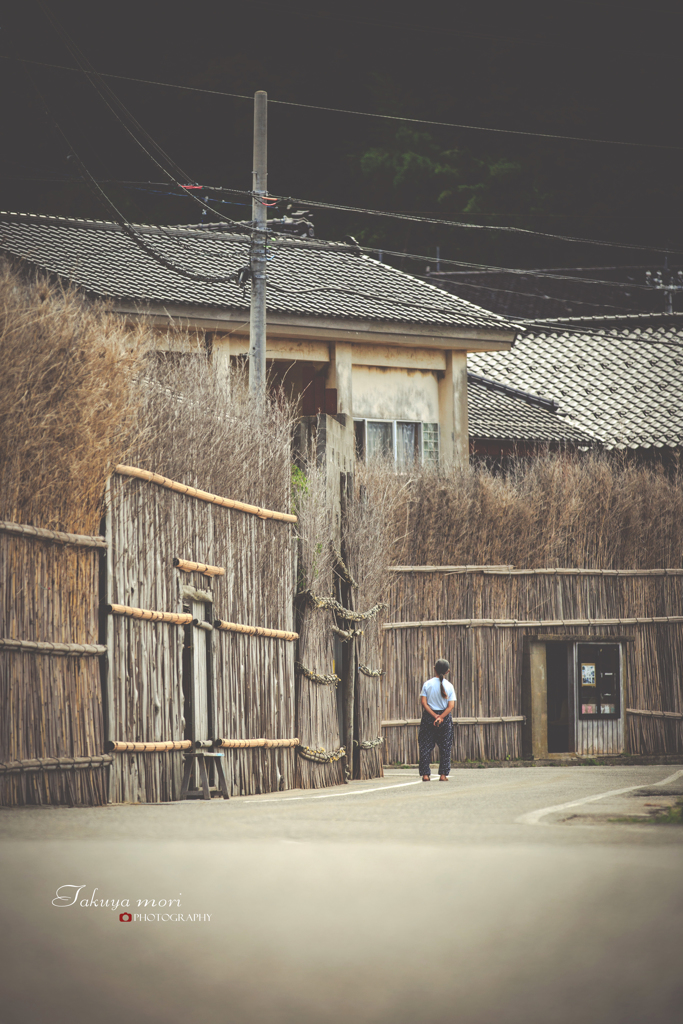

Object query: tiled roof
[0,212,513,331]
[424,266,683,320]
[468,320,683,449]
[468,375,593,445]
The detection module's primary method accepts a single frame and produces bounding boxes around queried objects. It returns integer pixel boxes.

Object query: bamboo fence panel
[355,604,385,780]
[295,603,345,789]
[108,471,298,801]
[209,479,297,797]
[0,531,107,805]
[382,569,683,763]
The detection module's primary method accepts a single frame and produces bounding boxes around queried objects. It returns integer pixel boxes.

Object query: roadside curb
[386,755,683,770]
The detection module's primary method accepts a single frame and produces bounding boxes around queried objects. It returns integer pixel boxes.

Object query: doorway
[546,642,572,753]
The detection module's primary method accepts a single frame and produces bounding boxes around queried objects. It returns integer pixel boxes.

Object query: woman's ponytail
[434,658,450,701]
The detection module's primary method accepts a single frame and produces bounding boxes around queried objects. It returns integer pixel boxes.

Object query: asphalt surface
[1,765,681,1024]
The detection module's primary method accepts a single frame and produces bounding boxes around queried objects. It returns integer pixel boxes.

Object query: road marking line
[516,769,683,825]
[242,780,423,805]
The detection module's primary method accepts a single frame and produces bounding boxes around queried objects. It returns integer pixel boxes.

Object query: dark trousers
[418,709,453,777]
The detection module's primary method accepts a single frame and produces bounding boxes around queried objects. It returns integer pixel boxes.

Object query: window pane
[577,643,620,717]
[366,421,393,460]
[423,422,439,465]
[396,422,418,468]
[354,420,366,459]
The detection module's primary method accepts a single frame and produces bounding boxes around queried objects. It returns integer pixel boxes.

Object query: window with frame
[354,419,440,466]
[577,643,621,718]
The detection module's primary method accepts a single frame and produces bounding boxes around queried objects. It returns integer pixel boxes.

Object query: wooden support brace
[213,619,298,641]
[0,520,108,548]
[0,638,107,656]
[0,755,113,773]
[180,751,230,800]
[174,557,225,577]
[106,740,192,752]
[213,737,300,749]
[384,616,683,630]
[108,604,193,625]
[116,465,297,522]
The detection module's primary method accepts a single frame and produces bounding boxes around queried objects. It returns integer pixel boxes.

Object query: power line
[203,184,683,257]
[3,164,680,257]
[34,4,242,233]
[4,53,683,153]
[21,66,241,286]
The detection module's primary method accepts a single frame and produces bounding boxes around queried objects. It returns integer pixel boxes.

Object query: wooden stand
[180,751,230,800]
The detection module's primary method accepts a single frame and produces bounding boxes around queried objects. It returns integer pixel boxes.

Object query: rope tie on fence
[331,545,358,588]
[297,744,346,763]
[331,625,363,641]
[307,593,386,621]
[358,664,384,677]
[354,737,385,749]
[296,662,341,687]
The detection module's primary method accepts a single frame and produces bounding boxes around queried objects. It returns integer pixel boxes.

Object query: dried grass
[380,453,683,570]
[0,261,146,534]
[132,355,296,514]
[0,260,297,536]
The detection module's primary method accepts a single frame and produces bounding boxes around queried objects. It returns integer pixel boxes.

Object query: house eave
[112,300,517,351]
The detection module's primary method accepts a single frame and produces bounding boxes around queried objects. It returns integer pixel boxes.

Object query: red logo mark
[119,913,132,922]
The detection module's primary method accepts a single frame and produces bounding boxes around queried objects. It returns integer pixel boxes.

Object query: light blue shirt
[421,677,456,712]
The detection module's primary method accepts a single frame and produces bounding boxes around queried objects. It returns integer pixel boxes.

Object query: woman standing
[418,658,456,781]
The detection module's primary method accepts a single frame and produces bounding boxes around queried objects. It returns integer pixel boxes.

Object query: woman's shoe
[422,775,431,781]
[439,775,449,782]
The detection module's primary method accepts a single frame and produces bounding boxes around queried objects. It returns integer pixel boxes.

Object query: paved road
[1,766,681,1024]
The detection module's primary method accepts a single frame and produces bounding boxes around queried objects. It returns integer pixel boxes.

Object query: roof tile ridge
[0,209,125,230]
[368,257,515,326]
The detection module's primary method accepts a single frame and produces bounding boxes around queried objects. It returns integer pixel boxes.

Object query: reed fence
[107,467,298,801]
[0,528,108,805]
[382,568,683,763]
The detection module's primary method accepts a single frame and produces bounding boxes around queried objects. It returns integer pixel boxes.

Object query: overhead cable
[22,68,241,285]
[34,5,243,232]
[4,53,683,153]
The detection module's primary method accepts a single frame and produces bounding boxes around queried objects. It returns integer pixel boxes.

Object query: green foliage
[357,127,541,222]
[291,465,309,510]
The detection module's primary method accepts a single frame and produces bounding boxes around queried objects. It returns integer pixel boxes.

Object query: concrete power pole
[249,90,268,397]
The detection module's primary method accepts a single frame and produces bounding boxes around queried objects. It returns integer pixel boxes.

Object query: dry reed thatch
[0,260,146,534]
[382,454,683,571]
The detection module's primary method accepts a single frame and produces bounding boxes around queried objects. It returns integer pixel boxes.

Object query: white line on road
[242,779,423,805]
[516,769,683,825]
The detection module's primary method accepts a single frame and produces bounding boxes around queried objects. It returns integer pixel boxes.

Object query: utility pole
[249,90,268,397]
[645,259,683,314]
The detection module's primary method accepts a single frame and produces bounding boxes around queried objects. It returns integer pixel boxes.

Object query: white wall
[351,365,440,421]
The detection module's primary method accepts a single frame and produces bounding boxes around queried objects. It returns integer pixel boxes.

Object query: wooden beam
[213,737,300,748]
[381,716,525,726]
[0,638,107,656]
[106,740,193,752]
[0,755,114,773]
[116,465,297,523]
[384,616,683,630]
[108,604,193,625]
[213,619,298,641]
[627,708,683,720]
[173,557,225,577]
[0,520,107,549]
